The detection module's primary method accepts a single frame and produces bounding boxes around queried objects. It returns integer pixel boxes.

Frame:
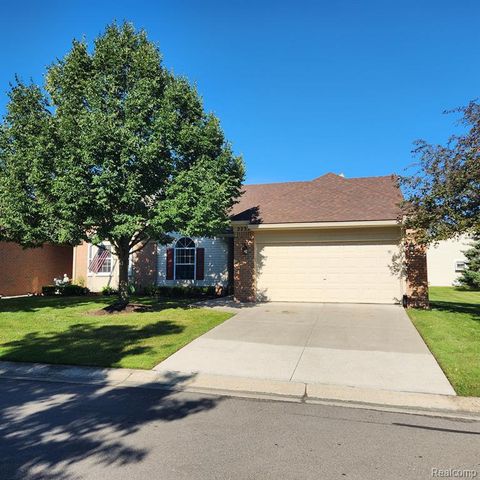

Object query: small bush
[143,284,157,296]
[62,284,90,296]
[42,285,57,296]
[101,286,118,296]
[153,285,217,298]
[42,284,89,296]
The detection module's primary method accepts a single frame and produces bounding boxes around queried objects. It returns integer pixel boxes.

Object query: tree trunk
[117,245,130,305]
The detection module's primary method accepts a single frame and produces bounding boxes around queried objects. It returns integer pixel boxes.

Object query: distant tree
[399,101,480,243]
[0,23,244,303]
[459,238,480,289]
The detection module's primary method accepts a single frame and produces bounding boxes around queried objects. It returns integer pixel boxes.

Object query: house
[427,235,472,286]
[72,236,231,293]
[71,173,428,306]
[230,173,426,306]
[0,242,73,297]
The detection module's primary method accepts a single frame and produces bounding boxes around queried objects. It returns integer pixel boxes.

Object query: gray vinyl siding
[157,234,230,287]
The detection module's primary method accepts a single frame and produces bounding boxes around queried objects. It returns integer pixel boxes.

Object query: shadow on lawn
[0,295,192,314]
[0,295,104,313]
[430,300,480,321]
[1,320,184,367]
[0,373,221,480]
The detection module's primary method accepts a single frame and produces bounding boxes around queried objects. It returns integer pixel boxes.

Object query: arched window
[175,237,196,279]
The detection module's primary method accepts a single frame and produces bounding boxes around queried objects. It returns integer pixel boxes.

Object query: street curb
[1,361,479,420]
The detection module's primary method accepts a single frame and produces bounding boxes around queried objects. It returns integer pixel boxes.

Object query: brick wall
[0,243,73,296]
[132,242,158,292]
[405,238,429,308]
[233,225,255,302]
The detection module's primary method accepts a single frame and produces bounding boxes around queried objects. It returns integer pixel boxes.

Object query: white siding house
[157,234,231,287]
[427,235,472,286]
[73,234,232,293]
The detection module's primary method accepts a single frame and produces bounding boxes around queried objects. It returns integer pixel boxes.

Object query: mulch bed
[92,302,154,315]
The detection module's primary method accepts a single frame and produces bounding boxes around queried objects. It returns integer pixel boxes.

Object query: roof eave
[241,220,401,230]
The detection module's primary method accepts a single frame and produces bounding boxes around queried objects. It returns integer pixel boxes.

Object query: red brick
[405,235,429,309]
[233,226,255,302]
[0,242,73,296]
[131,242,158,292]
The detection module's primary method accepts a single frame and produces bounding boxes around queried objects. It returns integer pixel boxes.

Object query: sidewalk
[1,360,479,420]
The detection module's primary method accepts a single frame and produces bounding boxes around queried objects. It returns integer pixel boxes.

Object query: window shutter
[196,248,205,280]
[166,248,174,280]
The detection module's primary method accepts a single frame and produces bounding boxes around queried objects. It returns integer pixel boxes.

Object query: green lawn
[408,287,480,397]
[0,295,233,370]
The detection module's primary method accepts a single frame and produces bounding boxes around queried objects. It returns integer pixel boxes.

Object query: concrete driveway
[154,302,455,395]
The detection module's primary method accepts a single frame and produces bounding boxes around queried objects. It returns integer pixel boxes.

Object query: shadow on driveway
[0,374,222,480]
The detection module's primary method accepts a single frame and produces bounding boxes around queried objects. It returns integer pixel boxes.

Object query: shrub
[143,284,157,296]
[61,284,90,296]
[153,285,217,298]
[42,284,89,296]
[101,286,118,296]
[42,285,57,296]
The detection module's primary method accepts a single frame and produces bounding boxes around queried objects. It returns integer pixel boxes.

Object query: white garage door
[256,240,402,304]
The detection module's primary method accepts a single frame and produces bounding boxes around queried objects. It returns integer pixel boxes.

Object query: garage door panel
[256,242,402,304]
[257,288,395,304]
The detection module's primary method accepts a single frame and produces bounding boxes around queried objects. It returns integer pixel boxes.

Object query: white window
[88,244,113,274]
[175,237,195,280]
[455,260,467,272]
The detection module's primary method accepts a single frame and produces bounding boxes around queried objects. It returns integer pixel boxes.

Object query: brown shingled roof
[230,173,403,224]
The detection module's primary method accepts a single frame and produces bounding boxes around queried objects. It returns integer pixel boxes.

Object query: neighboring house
[71,173,428,306]
[0,242,73,296]
[427,235,472,286]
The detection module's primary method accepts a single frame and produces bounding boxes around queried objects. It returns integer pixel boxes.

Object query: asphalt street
[0,377,479,480]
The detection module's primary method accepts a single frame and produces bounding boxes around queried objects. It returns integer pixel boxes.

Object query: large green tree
[0,23,244,302]
[400,102,480,243]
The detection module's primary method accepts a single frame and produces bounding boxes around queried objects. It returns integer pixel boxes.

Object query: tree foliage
[459,238,480,289]
[399,102,480,243]
[0,23,244,300]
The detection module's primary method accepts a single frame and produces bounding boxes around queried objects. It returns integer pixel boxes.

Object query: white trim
[72,245,77,281]
[246,220,400,230]
[255,239,401,246]
[454,260,467,272]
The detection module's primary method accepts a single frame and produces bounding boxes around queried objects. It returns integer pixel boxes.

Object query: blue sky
[1,0,479,184]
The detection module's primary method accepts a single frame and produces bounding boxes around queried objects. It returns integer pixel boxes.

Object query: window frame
[88,243,114,276]
[454,260,467,272]
[174,237,196,281]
